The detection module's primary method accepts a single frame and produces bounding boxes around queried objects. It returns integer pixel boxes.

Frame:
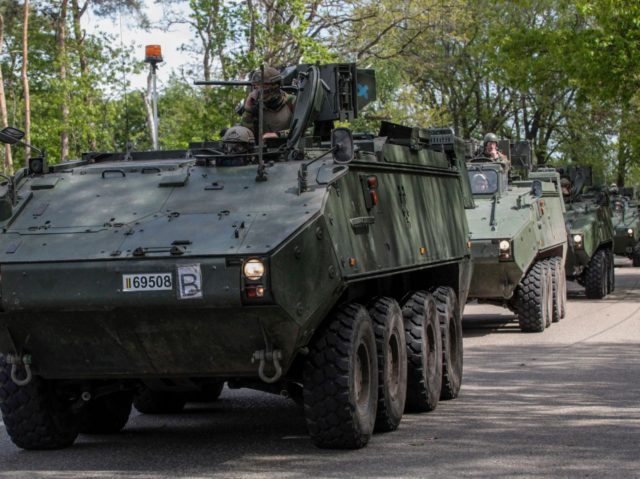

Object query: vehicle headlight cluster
[243,259,265,280]
[498,239,512,261]
[627,228,634,237]
[573,234,584,249]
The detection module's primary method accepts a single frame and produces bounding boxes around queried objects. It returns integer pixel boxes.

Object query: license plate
[122,273,173,292]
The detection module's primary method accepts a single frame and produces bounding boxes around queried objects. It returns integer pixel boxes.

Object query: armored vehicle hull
[466,163,568,333]
[611,195,640,265]
[0,65,473,450]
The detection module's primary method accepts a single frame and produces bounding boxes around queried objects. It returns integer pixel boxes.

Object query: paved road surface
[1,261,639,478]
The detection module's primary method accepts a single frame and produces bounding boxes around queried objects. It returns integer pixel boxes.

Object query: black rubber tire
[433,287,463,400]
[0,357,79,450]
[632,243,640,267]
[402,291,442,412]
[133,388,187,414]
[548,257,566,323]
[303,303,378,449]
[607,248,615,293]
[79,391,133,434]
[585,249,608,299]
[184,382,225,402]
[369,297,407,432]
[514,261,551,332]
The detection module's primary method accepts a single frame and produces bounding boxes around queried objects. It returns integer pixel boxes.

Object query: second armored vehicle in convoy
[556,165,614,299]
[465,140,568,332]
[611,187,640,265]
[0,64,474,450]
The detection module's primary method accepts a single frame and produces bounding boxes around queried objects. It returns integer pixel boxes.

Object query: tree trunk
[0,14,13,174]
[22,0,31,161]
[71,0,96,150]
[616,107,629,186]
[58,0,70,161]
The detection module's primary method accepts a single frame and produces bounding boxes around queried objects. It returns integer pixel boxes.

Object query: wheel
[402,291,442,412]
[514,261,551,332]
[185,382,225,402]
[432,287,463,400]
[585,249,608,299]
[607,248,615,293]
[303,303,378,449]
[79,390,133,434]
[133,388,187,414]
[632,243,640,267]
[369,297,407,432]
[547,257,565,322]
[0,357,79,450]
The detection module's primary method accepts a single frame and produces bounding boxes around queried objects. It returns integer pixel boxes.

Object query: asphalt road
[1,260,639,479]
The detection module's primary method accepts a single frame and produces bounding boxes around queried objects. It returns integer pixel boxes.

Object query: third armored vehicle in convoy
[556,165,614,298]
[465,140,568,332]
[611,187,640,265]
[0,64,474,450]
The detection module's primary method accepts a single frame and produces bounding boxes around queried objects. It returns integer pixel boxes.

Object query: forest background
[2,0,640,186]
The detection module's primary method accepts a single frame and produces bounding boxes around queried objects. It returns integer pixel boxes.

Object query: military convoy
[556,166,615,298]
[465,140,568,332]
[611,187,640,265]
[0,64,475,450]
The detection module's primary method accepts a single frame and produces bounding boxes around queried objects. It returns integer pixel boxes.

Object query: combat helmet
[223,125,255,144]
[250,66,282,85]
[483,132,499,144]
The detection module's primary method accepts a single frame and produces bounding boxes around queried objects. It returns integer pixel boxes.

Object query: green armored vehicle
[556,166,614,298]
[0,64,473,450]
[611,187,640,265]
[465,140,568,332]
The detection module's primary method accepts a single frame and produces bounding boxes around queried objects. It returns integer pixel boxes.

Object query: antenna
[119,10,130,150]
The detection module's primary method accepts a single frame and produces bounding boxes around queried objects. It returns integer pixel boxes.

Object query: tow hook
[252,348,283,384]
[6,354,33,386]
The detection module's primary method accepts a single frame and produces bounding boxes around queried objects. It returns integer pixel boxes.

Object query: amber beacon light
[144,45,163,64]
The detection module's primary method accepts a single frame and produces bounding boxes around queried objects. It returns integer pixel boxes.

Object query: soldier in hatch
[240,66,296,137]
[560,177,572,200]
[482,133,510,173]
[472,173,490,193]
[219,126,255,166]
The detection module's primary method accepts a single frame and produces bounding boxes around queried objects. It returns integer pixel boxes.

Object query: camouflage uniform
[240,90,296,135]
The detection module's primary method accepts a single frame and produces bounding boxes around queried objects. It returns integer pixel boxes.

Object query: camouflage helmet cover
[483,133,499,144]
[223,125,255,144]
[560,177,571,187]
[250,66,282,85]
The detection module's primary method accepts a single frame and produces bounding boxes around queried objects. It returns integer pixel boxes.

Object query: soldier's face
[485,142,498,155]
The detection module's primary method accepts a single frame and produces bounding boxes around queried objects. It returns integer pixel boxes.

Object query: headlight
[628,228,634,237]
[573,234,583,243]
[243,259,265,280]
[498,239,512,260]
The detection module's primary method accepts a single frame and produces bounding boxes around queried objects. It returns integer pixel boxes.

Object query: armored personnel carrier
[465,140,568,332]
[611,188,640,265]
[0,64,474,450]
[556,166,614,298]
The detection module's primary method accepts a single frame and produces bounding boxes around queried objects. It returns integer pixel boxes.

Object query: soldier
[482,133,510,173]
[240,66,296,137]
[560,177,572,200]
[472,172,490,193]
[219,126,255,166]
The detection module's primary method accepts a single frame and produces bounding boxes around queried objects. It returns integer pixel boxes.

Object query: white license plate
[122,273,173,292]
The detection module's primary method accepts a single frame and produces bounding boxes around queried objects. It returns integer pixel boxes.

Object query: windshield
[469,170,498,194]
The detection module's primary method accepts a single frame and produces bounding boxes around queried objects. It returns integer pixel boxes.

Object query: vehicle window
[469,170,498,194]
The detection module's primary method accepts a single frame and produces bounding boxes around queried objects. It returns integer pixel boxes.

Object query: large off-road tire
[548,257,566,323]
[79,391,133,434]
[632,243,640,267]
[185,382,225,402]
[514,261,552,332]
[606,248,615,293]
[432,287,463,400]
[303,304,378,449]
[133,388,187,414]
[369,297,407,432]
[402,291,442,412]
[585,249,608,299]
[0,357,79,450]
